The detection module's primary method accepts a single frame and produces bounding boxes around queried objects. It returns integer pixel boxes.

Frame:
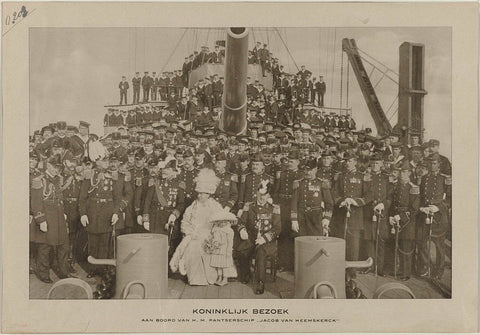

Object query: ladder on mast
[342,38,392,136]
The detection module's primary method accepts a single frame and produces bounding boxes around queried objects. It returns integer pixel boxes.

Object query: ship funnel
[220,27,249,135]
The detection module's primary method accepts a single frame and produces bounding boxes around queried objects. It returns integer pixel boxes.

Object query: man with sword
[388,161,420,281]
[333,152,372,264]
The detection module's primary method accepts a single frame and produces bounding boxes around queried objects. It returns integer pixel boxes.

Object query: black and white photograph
[2,2,478,333]
[28,26,452,300]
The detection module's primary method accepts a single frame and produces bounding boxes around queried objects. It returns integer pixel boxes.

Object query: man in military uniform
[177,149,198,209]
[151,72,159,101]
[143,159,185,238]
[417,155,451,279]
[238,153,274,216]
[30,155,71,283]
[274,150,303,271]
[142,71,152,102]
[119,76,129,105]
[61,154,85,272]
[132,72,141,104]
[333,152,372,262]
[237,180,281,294]
[291,159,333,237]
[362,153,391,275]
[428,139,451,175]
[78,154,132,277]
[389,161,420,280]
[213,152,238,212]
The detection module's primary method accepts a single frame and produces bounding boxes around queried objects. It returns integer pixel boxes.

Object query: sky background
[30,27,451,158]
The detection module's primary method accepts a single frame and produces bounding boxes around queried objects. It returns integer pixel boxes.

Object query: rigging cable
[275,27,299,72]
[160,28,189,74]
[346,57,350,109]
[330,28,337,108]
[340,49,344,110]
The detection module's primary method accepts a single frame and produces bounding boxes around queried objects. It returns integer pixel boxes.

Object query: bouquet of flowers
[203,233,221,254]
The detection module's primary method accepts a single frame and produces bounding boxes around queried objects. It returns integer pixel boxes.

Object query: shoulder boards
[273,204,281,214]
[31,176,43,190]
[241,174,246,183]
[363,174,371,182]
[148,178,155,187]
[409,183,420,195]
[293,180,300,189]
[178,181,186,189]
[231,174,238,183]
[321,179,331,189]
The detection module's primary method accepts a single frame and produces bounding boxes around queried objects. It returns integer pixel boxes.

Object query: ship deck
[30,261,451,300]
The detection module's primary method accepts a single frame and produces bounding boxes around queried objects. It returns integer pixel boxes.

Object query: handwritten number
[20,6,28,17]
[4,6,28,26]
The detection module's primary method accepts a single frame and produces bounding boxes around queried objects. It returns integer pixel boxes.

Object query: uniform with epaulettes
[30,170,70,282]
[126,166,149,233]
[238,172,274,210]
[418,170,451,278]
[274,167,303,270]
[291,177,333,236]
[78,168,132,275]
[236,201,281,284]
[362,170,392,273]
[177,167,198,208]
[61,168,85,264]
[389,180,420,278]
[333,167,372,261]
[143,177,185,235]
[213,171,238,210]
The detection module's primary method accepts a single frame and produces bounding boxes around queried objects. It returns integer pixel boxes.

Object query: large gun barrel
[220,27,249,135]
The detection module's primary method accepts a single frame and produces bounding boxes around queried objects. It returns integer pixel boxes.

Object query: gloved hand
[136,215,143,225]
[111,213,119,225]
[255,236,266,246]
[420,207,430,214]
[373,203,384,213]
[80,215,89,227]
[389,216,396,225]
[164,223,170,231]
[167,214,176,226]
[237,209,243,218]
[39,221,48,233]
[240,228,249,240]
[64,213,68,221]
[346,198,359,206]
[428,205,439,213]
[394,214,401,222]
[321,218,330,234]
[144,221,150,231]
[291,220,299,233]
[340,200,347,208]
[224,206,231,212]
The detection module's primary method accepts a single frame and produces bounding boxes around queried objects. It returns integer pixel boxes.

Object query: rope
[134,28,137,71]
[143,28,146,71]
[357,47,399,76]
[160,28,188,74]
[205,28,211,47]
[275,28,299,72]
[346,58,350,108]
[340,50,344,108]
[330,28,337,108]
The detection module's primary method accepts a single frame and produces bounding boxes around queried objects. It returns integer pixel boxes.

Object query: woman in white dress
[170,168,236,285]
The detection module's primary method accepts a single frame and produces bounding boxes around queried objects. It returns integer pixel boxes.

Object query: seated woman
[170,168,236,285]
